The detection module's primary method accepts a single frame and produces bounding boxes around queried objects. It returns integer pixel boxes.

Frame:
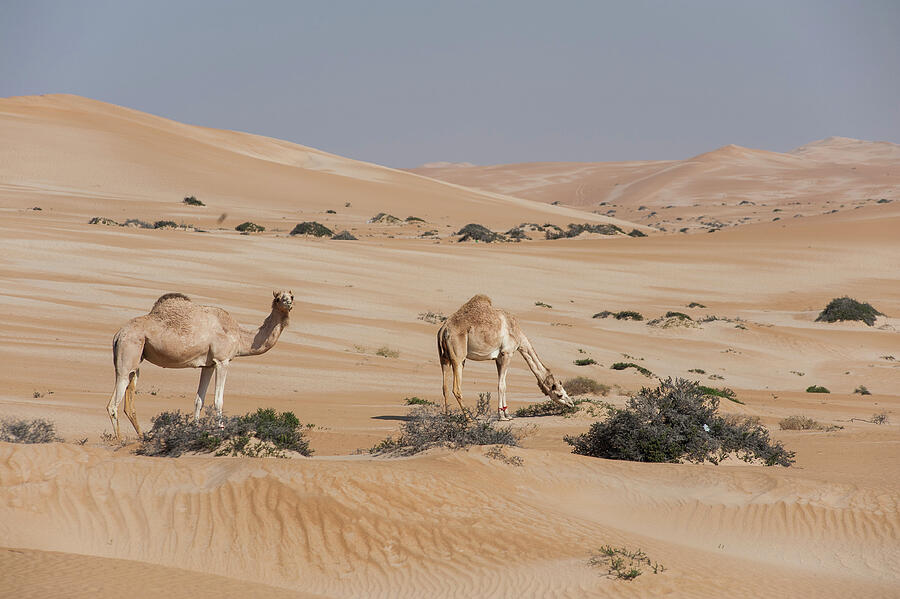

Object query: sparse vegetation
[405,216,425,223]
[665,311,692,321]
[687,368,705,374]
[331,230,357,240]
[815,297,884,326]
[698,385,743,404]
[535,301,553,309]
[779,415,826,431]
[853,385,872,395]
[871,411,889,425]
[136,408,313,458]
[565,378,794,466]
[610,362,653,377]
[563,376,611,396]
[235,221,265,233]
[405,396,435,406]
[806,385,830,394]
[0,417,63,444]
[590,545,664,580]
[456,223,505,243]
[88,216,119,226]
[514,397,607,418]
[368,213,402,224]
[687,302,706,308]
[544,223,624,240]
[418,311,447,324]
[375,346,400,358]
[575,358,598,366]
[370,394,518,455]
[484,445,524,466]
[592,310,643,321]
[627,229,647,238]
[290,221,334,237]
[183,196,204,206]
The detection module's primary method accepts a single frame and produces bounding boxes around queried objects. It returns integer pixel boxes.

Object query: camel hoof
[499,413,512,421]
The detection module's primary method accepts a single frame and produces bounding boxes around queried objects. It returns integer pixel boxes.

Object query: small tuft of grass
[371,393,518,455]
[589,546,664,580]
[563,376,611,396]
[871,411,889,425]
[593,311,614,319]
[405,216,426,223]
[806,385,830,394]
[183,196,204,206]
[687,368,706,374]
[235,221,265,233]
[816,297,884,326]
[687,302,706,308]
[535,301,553,308]
[0,418,63,443]
[418,311,447,324]
[484,445,524,466]
[665,311,692,321]
[137,408,313,458]
[404,397,435,406]
[610,362,654,377]
[514,397,607,418]
[780,415,823,430]
[375,346,400,358]
[853,385,872,395]
[575,358,598,366]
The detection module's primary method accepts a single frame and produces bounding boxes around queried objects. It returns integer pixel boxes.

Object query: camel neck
[517,336,549,381]
[238,309,288,357]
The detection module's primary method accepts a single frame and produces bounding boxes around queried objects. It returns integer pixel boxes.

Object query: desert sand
[1,95,898,598]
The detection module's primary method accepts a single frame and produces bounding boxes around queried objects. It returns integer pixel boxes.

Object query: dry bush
[0,418,62,443]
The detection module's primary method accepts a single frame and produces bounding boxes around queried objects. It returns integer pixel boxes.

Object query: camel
[437,294,572,420]
[106,290,293,439]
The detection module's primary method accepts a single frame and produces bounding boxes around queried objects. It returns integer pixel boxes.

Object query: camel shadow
[370,415,411,422]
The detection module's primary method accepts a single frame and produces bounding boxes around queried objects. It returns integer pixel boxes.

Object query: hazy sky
[3,1,899,167]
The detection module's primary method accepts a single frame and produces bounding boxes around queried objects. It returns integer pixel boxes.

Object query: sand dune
[0,94,898,597]
[410,138,900,233]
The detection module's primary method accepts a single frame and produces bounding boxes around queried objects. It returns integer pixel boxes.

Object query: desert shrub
[0,418,62,443]
[514,397,605,418]
[688,368,706,374]
[698,385,743,404]
[137,408,312,458]
[575,358,598,366]
[331,230,357,240]
[627,229,647,238]
[610,362,653,377]
[563,376,611,396]
[545,223,624,240]
[564,378,794,466]
[615,311,643,321]
[153,220,179,229]
[368,213,402,224]
[325,209,336,214]
[779,415,822,430]
[853,385,872,395]
[815,297,884,326]
[418,311,447,324]
[593,311,614,319]
[88,216,119,226]
[370,394,518,455]
[122,218,154,228]
[484,445,524,466]
[376,346,400,358]
[290,221,333,237]
[535,301,552,308]
[806,385,830,394]
[457,223,505,242]
[235,221,265,233]
[183,196,204,206]
[590,546,664,580]
[405,397,435,406]
[665,311,692,321]
[505,227,530,240]
[405,216,425,223]
[687,302,706,308]
[871,411,889,425]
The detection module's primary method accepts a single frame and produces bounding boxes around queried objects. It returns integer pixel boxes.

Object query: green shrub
[564,378,794,466]
[688,368,706,374]
[183,196,204,206]
[405,216,425,223]
[153,220,179,229]
[88,216,119,226]
[371,394,518,455]
[575,358,598,366]
[806,385,830,394]
[290,221,334,237]
[545,223,624,239]
[614,311,643,321]
[331,230,357,240]
[457,223,505,242]
[665,311,692,321]
[687,302,706,308]
[535,301,552,308]
[368,213,402,224]
[610,362,653,377]
[563,376,611,396]
[698,385,743,404]
[815,297,884,326]
[404,397,435,406]
[590,546,664,580]
[779,415,822,430]
[0,418,62,443]
[853,385,871,395]
[137,409,313,458]
[235,221,265,233]
[627,229,647,238]
[593,311,614,319]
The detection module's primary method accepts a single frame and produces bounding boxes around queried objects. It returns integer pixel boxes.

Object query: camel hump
[463,294,492,308]
[449,294,496,327]
[150,292,191,312]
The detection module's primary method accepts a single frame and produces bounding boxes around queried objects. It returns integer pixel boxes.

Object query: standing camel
[437,294,572,420]
[106,290,293,439]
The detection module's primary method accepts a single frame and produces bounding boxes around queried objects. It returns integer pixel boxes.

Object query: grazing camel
[106,290,293,439]
[437,294,572,420]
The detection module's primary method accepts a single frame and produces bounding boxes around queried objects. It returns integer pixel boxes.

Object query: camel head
[272,289,294,314]
[539,373,573,407]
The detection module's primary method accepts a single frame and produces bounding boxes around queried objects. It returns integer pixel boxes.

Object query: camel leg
[451,360,469,418]
[440,359,453,414]
[193,366,215,421]
[123,370,141,436]
[107,374,130,440]
[496,352,512,421]
[212,360,229,425]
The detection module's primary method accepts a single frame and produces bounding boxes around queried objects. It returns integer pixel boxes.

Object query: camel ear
[289,289,293,296]
[273,290,278,298]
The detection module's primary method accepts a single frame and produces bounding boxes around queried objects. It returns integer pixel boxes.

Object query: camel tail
[437,323,450,364]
